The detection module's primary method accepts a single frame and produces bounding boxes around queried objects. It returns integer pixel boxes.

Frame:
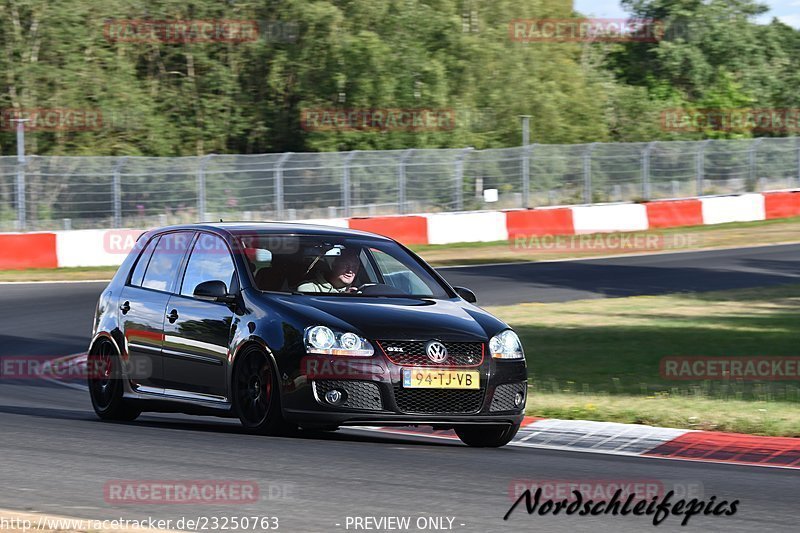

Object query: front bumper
[282,351,527,428]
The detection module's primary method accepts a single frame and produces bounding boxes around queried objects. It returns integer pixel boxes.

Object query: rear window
[129,237,159,287]
[139,232,194,292]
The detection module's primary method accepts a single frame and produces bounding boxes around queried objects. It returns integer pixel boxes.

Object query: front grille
[378,340,483,367]
[393,386,485,414]
[313,380,384,411]
[490,382,527,412]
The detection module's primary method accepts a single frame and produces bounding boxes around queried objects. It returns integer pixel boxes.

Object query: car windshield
[234,233,451,299]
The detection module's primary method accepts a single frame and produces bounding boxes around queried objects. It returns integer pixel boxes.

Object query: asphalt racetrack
[1,244,799,532]
[442,243,800,305]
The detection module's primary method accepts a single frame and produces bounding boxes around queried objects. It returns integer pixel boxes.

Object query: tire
[455,423,520,448]
[233,346,293,435]
[88,339,141,422]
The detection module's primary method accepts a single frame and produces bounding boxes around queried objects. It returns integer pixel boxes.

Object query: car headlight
[489,330,524,360]
[305,326,374,357]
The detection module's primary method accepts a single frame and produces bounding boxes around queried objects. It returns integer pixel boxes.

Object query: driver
[297,249,361,293]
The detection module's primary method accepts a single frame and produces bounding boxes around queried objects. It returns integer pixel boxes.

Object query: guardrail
[3,190,799,270]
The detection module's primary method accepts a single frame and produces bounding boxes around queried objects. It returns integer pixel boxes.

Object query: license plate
[402,368,480,389]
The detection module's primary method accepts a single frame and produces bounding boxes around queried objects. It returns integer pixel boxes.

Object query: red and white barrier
[645,199,704,228]
[700,193,766,225]
[2,191,800,269]
[349,215,428,245]
[505,207,574,237]
[763,191,800,219]
[515,418,800,468]
[371,417,800,468]
[0,233,58,270]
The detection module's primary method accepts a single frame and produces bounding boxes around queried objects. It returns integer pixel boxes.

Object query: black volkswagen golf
[88,223,527,447]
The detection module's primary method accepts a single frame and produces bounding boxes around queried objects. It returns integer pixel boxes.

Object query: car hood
[262,294,508,342]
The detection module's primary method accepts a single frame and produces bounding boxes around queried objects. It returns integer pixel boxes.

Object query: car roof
[146,221,394,241]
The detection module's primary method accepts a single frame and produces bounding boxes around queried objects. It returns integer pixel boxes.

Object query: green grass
[0,265,118,282]
[486,285,800,437]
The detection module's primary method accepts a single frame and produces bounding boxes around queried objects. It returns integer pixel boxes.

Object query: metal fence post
[196,155,214,222]
[795,137,800,189]
[112,157,127,228]
[15,161,26,231]
[274,152,292,220]
[696,140,711,196]
[343,151,358,217]
[642,141,656,200]
[454,147,473,211]
[583,143,598,204]
[520,115,532,208]
[523,144,534,208]
[749,138,764,191]
[398,149,413,214]
[14,119,27,231]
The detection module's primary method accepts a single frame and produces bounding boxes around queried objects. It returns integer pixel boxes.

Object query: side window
[141,232,194,292]
[181,233,236,297]
[369,248,433,296]
[129,237,159,287]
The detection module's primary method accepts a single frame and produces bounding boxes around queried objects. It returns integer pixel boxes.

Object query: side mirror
[453,286,477,304]
[194,280,236,304]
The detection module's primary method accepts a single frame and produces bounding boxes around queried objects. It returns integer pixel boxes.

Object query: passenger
[297,249,360,293]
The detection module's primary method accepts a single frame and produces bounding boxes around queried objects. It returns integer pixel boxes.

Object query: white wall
[572,204,649,233]
[701,194,766,225]
[55,229,138,267]
[425,211,508,245]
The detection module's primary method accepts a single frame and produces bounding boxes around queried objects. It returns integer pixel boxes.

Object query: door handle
[166,309,179,323]
[119,301,131,314]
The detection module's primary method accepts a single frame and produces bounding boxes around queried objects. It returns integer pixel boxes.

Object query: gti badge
[425,340,448,363]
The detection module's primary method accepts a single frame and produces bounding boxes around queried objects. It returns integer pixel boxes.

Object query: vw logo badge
[425,341,448,363]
